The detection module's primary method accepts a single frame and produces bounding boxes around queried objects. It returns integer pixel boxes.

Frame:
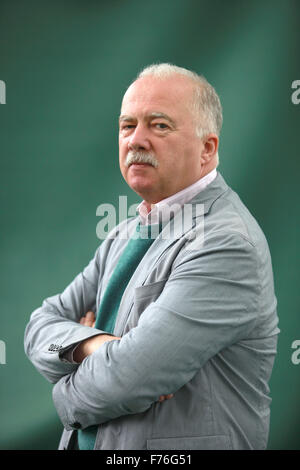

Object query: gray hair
[136,63,223,141]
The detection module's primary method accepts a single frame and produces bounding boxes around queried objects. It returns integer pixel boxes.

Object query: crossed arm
[76,311,173,404]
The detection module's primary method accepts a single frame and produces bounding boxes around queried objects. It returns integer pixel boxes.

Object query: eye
[120,124,135,131]
[154,123,169,130]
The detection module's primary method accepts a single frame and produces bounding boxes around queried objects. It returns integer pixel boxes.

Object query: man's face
[119,75,206,204]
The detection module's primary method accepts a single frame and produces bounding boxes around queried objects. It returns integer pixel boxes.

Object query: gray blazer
[24,172,280,450]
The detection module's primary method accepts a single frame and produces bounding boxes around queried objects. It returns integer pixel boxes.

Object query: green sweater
[77,221,162,450]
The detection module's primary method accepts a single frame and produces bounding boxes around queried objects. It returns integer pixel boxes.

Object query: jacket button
[71,422,81,429]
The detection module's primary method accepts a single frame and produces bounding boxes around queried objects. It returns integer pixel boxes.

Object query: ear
[200,134,219,164]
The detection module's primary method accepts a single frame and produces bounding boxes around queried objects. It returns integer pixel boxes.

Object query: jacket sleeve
[24,244,110,384]
[52,232,262,430]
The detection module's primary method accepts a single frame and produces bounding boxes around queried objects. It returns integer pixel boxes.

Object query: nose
[128,123,151,152]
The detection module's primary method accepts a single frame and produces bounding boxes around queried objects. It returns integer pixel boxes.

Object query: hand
[80,310,96,328]
[158,394,174,402]
[78,312,174,403]
[74,332,121,362]
[75,311,121,362]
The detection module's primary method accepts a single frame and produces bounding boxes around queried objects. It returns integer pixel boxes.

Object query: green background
[0,0,299,450]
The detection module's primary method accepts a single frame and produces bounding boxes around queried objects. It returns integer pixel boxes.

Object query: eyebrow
[148,112,176,126]
[119,112,176,127]
[119,115,134,122]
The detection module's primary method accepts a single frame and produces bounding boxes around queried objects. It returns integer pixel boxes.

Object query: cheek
[163,144,185,171]
[119,141,127,164]
[119,153,128,181]
[119,135,126,151]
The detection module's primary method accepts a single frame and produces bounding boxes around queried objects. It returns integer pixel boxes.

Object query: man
[24,63,279,450]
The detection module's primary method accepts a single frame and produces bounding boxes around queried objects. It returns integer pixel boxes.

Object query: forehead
[121,76,195,119]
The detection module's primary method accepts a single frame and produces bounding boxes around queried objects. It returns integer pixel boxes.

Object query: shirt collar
[137,168,217,225]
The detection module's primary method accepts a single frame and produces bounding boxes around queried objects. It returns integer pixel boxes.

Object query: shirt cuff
[59,343,82,364]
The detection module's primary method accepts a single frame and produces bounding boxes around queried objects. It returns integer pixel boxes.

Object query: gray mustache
[125,151,159,168]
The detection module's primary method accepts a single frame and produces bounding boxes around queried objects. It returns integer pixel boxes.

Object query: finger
[158,394,173,402]
[92,321,96,328]
[79,317,86,325]
[84,312,95,327]
[86,311,95,320]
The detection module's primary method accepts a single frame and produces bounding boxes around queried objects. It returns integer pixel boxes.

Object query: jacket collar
[187,171,229,216]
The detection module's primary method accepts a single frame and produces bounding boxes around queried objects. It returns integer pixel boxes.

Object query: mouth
[129,162,153,168]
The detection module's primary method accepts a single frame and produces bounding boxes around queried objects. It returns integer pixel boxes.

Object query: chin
[129,183,151,196]
[128,179,154,197]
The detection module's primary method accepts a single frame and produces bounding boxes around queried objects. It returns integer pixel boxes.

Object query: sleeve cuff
[59,343,82,364]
